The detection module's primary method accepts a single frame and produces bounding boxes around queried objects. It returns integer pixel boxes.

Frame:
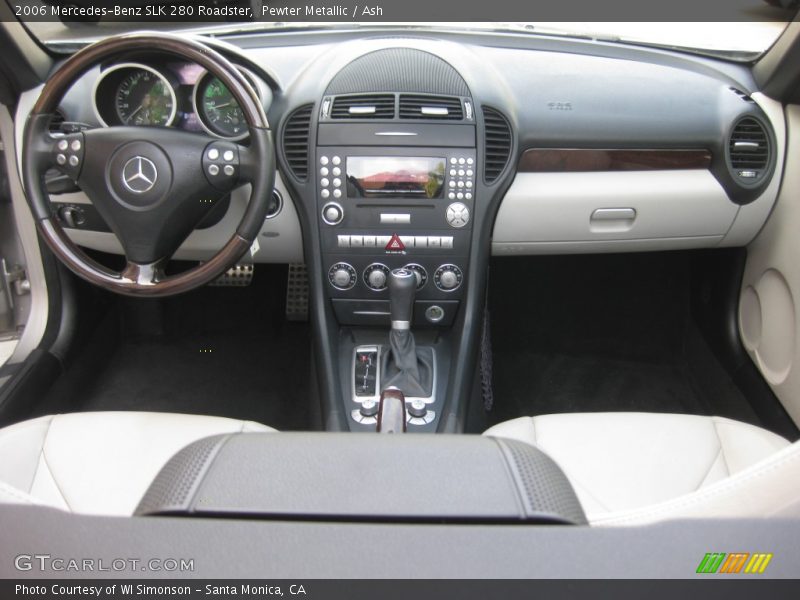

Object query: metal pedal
[286,263,309,321]
[209,264,253,287]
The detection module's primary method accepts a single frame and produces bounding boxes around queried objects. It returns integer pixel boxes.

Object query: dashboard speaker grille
[331,94,395,119]
[729,117,769,182]
[399,94,463,120]
[283,104,313,181]
[482,107,512,184]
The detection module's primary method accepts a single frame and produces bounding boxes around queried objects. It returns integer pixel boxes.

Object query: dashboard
[11,28,786,432]
[18,31,782,268]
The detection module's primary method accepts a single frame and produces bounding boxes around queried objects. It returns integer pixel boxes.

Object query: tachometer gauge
[108,65,176,127]
[194,70,258,140]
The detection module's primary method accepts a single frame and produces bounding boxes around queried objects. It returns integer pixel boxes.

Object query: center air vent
[482,107,512,184]
[399,95,464,120]
[331,94,394,119]
[728,117,770,183]
[283,104,313,181]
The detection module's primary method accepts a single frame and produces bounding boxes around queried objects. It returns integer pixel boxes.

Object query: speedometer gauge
[194,70,258,140]
[112,65,176,127]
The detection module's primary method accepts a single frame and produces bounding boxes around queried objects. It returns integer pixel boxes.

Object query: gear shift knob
[389,268,416,331]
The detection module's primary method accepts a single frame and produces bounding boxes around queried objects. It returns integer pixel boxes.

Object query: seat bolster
[1,412,275,515]
[0,414,54,493]
[483,416,538,445]
[592,440,800,526]
[712,416,790,474]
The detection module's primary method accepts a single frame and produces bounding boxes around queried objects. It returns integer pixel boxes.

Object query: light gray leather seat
[0,412,274,516]
[484,412,799,525]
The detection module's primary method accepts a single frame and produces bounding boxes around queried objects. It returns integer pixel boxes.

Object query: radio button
[458,169,465,176]
[333,178,342,188]
[446,202,470,228]
[414,236,429,248]
[332,156,341,165]
[363,235,376,248]
[320,156,329,165]
[458,157,466,165]
[450,157,457,165]
[441,236,454,249]
[333,189,342,198]
[321,202,344,225]
[448,192,456,200]
[350,235,363,248]
[465,192,473,200]
[321,178,330,188]
[467,157,474,165]
[400,236,415,247]
[466,169,474,177]
[320,167,329,176]
[449,169,456,176]
[332,167,341,176]
[448,181,456,188]
[457,192,464,200]
[466,181,473,188]
[377,236,391,246]
[428,236,441,248]
[321,189,330,199]
[338,235,351,248]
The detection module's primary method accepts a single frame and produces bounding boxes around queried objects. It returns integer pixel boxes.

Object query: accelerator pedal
[286,263,309,321]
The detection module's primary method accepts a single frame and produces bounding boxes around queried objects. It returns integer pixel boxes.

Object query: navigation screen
[346,157,446,199]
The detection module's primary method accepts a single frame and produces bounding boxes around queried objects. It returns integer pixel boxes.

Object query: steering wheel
[22,33,275,297]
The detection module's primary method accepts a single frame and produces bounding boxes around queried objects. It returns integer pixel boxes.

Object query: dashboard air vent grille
[482,107,512,184]
[283,104,313,181]
[399,94,463,120]
[729,117,769,181]
[331,94,395,119]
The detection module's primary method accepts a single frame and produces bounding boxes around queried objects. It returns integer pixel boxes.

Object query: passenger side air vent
[283,104,313,181]
[482,107,512,184]
[331,94,394,119]
[728,117,770,183]
[399,95,463,120]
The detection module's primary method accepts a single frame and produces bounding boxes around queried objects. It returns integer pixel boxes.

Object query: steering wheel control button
[68,155,80,167]
[434,264,463,292]
[321,202,344,225]
[328,263,357,290]
[56,153,67,165]
[425,304,445,323]
[203,142,240,191]
[57,139,69,151]
[446,202,470,228]
[52,133,85,179]
[364,263,390,291]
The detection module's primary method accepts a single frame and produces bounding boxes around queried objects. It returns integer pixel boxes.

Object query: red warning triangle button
[385,233,405,251]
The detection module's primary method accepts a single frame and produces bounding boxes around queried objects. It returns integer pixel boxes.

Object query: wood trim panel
[518,149,713,173]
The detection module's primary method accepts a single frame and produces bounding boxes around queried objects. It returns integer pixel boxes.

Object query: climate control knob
[403,264,428,290]
[328,262,356,290]
[434,264,463,292]
[363,263,390,291]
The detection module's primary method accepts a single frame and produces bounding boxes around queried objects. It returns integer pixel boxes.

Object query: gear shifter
[381,268,434,398]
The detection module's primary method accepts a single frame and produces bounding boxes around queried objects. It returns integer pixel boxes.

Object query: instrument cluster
[92,59,271,140]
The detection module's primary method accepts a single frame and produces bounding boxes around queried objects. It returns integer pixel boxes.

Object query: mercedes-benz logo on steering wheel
[122,156,158,193]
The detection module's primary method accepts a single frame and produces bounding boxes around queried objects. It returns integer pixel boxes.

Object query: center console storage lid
[136,433,586,525]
